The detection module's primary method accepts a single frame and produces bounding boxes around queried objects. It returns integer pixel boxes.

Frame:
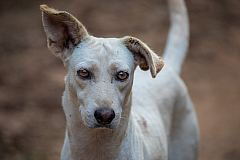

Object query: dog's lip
[94,124,113,129]
[87,123,118,130]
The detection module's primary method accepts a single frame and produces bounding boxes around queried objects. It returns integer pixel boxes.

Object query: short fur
[40,0,199,159]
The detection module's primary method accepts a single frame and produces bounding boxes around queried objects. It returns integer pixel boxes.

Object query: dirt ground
[0,0,240,159]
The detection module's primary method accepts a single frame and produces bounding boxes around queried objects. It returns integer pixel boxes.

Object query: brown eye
[77,69,90,79]
[117,71,129,81]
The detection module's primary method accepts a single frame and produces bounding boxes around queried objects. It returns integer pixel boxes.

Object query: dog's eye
[77,69,90,79]
[117,71,129,81]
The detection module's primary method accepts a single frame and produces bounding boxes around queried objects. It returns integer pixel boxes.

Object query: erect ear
[121,36,164,78]
[40,5,89,61]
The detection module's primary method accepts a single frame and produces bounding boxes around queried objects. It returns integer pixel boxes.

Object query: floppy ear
[121,36,164,78]
[40,5,89,61]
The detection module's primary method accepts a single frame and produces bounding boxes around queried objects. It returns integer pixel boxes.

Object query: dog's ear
[121,36,164,78]
[40,5,89,60]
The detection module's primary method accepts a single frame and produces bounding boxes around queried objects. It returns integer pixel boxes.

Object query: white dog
[40,0,199,159]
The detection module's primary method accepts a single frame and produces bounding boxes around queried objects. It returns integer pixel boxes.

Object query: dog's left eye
[116,71,129,81]
[77,69,90,79]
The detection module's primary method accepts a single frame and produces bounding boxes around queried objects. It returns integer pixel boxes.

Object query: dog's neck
[62,83,134,159]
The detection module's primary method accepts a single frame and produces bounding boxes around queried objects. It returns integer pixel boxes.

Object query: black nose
[94,108,115,125]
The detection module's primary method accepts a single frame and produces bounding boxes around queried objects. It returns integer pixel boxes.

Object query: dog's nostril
[94,108,115,125]
[108,117,113,122]
[108,114,115,122]
[97,117,103,122]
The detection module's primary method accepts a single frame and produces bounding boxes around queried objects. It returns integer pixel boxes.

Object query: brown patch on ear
[121,36,164,78]
[40,5,89,60]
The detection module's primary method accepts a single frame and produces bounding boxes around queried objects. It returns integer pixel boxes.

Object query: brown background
[0,0,240,159]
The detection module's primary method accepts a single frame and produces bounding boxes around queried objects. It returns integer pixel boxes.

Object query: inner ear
[121,36,164,78]
[40,5,89,61]
[132,52,149,71]
[46,19,72,50]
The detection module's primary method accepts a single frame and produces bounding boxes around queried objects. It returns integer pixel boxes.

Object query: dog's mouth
[84,119,119,130]
[93,124,114,129]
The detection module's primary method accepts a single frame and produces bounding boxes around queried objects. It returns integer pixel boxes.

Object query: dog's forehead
[71,36,134,68]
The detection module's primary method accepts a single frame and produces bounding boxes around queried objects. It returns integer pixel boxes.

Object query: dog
[40,0,199,159]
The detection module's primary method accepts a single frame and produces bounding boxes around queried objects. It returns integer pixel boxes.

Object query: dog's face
[40,5,164,129]
[67,37,135,129]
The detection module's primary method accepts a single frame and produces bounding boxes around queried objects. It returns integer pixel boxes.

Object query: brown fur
[121,36,164,78]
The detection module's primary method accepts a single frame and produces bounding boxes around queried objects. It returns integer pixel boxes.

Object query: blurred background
[0,0,240,159]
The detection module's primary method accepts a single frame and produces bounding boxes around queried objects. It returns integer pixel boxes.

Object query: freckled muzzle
[94,108,115,126]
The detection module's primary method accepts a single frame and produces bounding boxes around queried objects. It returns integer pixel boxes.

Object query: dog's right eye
[77,69,90,79]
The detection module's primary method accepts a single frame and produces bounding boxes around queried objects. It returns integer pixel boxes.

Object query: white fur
[58,37,199,160]
[40,0,199,159]
[163,0,189,74]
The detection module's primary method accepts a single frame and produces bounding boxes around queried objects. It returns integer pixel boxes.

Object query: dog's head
[41,5,164,129]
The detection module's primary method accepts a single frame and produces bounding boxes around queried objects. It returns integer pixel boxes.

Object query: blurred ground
[0,0,240,159]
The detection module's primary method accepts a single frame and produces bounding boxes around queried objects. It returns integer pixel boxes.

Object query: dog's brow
[109,62,129,72]
[89,63,98,71]
[110,62,120,71]
[76,60,98,71]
